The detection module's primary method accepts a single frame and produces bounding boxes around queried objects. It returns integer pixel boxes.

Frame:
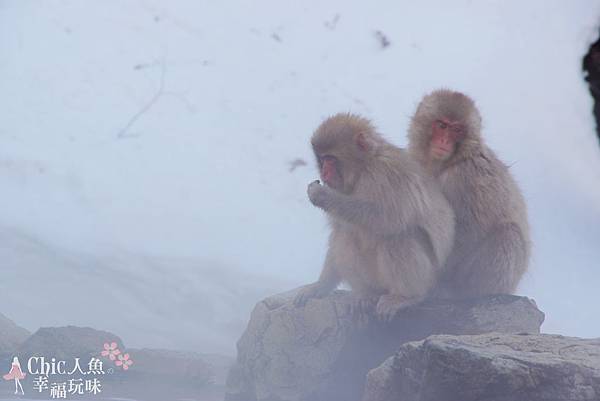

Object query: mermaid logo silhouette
[3,356,25,395]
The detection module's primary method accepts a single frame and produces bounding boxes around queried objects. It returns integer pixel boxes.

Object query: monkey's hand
[293,281,331,307]
[307,180,332,210]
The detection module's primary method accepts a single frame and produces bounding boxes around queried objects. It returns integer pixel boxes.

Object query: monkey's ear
[355,132,372,152]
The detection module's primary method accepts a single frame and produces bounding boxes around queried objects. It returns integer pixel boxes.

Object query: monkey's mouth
[323,179,335,189]
[323,177,341,191]
[431,146,452,158]
[321,170,342,190]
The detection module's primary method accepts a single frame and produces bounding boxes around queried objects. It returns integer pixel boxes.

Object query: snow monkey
[294,113,455,321]
[407,89,531,298]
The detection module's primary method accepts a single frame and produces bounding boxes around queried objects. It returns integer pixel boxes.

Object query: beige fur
[294,113,455,320]
[408,89,531,298]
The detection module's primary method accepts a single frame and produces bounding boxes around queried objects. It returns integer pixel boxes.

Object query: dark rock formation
[225,290,544,401]
[363,333,600,401]
[584,30,600,143]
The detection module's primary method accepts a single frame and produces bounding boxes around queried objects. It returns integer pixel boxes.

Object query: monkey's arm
[308,181,385,229]
[293,248,341,306]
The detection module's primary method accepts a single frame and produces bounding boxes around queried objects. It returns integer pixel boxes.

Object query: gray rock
[0,312,30,355]
[225,290,544,401]
[18,325,123,360]
[363,333,600,401]
[14,326,232,400]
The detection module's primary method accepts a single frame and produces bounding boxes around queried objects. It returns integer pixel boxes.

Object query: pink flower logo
[101,342,121,361]
[100,340,133,371]
[115,353,133,370]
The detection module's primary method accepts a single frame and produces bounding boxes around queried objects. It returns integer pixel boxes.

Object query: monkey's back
[440,146,528,242]
[437,145,531,296]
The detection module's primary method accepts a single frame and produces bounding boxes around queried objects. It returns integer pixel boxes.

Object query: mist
[0,0,599,358]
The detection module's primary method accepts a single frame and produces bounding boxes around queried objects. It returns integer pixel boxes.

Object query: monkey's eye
[436,120,448,129]
[451,125,465,135]
[319,155,335,167]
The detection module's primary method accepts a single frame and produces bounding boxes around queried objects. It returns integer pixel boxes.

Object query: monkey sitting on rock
[407,89,531,299]
[294,113,455,321]
[294,90,530,321]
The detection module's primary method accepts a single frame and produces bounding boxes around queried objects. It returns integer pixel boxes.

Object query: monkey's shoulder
[441,149,526,227]
[374,152,430,192]
[444,148,513,186]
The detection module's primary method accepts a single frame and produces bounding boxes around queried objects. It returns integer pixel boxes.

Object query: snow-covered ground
[0,0,599,355]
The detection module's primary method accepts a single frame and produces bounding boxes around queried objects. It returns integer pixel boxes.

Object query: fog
[0,0,599,356]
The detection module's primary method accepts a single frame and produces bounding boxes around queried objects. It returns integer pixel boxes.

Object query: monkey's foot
[349,294,378,326]
[293,282,330,307]
[376,294,420,322]
[349,294,378,315]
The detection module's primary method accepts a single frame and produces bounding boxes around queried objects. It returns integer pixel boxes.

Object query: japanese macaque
[407,89,531,298]
[294,113,455,321]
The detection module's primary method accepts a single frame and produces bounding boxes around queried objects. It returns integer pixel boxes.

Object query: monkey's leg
[450,222,528,297]
[294,251,340,307]
[375,236,436,322]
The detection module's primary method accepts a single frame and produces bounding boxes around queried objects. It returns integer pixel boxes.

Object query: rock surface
[18,325,123,360]
[225,290,545,401]
[363,333,600,401]
[16,326,224,383]
[11,325,232,400]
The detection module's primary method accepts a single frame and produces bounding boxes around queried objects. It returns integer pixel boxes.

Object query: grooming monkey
[294,113,455,321]
[408,89,531,298]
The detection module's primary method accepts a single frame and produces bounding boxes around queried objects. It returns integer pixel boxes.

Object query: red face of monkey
[429,119,466,161]
[318,155,343,190]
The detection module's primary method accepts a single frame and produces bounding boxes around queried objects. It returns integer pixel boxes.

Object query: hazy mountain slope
[0,226,288,354]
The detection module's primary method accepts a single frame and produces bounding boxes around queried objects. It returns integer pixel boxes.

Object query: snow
[0,0,599,355]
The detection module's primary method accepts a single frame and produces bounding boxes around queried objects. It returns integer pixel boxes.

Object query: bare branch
[117,59,166,139]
